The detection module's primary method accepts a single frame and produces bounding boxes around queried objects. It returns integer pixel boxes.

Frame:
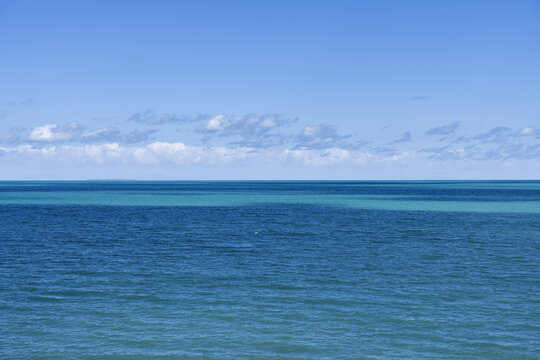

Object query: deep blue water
[1,181,539,359]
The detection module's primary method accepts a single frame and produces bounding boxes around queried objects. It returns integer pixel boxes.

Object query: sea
[1,181,538,359]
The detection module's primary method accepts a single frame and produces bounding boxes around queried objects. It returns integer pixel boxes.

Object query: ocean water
[1,181,538,359]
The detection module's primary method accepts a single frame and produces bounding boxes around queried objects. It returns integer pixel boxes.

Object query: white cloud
[284,148,348,165]
[1,139,539,180]
[204,115,227,131]
[65,143,126,163]
[0,144,54,155]
[29,124,76,142]
[517,127,539,136]
[3,120,540,172]
[0,142,256,165]
[142,142,254,164]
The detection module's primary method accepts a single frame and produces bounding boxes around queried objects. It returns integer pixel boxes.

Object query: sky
[0,0,539,179]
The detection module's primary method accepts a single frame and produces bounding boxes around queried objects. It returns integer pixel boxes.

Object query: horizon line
[0,179,539,182]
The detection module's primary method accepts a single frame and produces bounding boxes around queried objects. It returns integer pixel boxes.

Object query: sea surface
[1,181,539,359]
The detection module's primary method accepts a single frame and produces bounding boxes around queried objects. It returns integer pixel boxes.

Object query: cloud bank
[1,111,539,179]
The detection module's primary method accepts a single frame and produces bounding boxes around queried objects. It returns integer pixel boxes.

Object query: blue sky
[1,0,539,179]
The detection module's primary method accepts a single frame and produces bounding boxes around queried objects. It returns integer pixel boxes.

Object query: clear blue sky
[1,0,539,179]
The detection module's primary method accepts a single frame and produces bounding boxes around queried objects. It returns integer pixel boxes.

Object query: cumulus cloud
[65,143,126,163]
[2,139,539,169]
[426,122,459,136]
[5,112,539,170]
[0,142,367,167]
[141,142,254,164]
[128,108,205,125]
[0,142,255,164]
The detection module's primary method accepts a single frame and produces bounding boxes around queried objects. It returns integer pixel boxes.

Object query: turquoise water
[1,181,539,359]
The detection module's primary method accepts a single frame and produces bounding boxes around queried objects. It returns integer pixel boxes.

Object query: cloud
[200,113,295,135]
[0,144,57,157]
[516,127,540,137]
[294,124,352,149]
[0,142,256,165]
[0,142,383,167]
[202,115,226,131]
[426,122,459,136]
[6,114,540,170]
[2,139,539,171]
[419,146,471,160]
[283,148,352,165]
[284,147,416,166]
[120,129,157,143]
[0,127,26,144]
[28,123,155,144]
[230,134,288,148]
[453,126,539,145]
[80,127,156,144]
[199,113,296,148]
[128,108,205,125]
[79,128,118,142]
[391,132,412,144]
[369,146,399,155]
[29,123,82,142]
[434,124,540,160]
[140,142,254,164]
[411,96,427,101]
[473,126,513,143]
[420,140,540,161]
[498,142,540,160]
